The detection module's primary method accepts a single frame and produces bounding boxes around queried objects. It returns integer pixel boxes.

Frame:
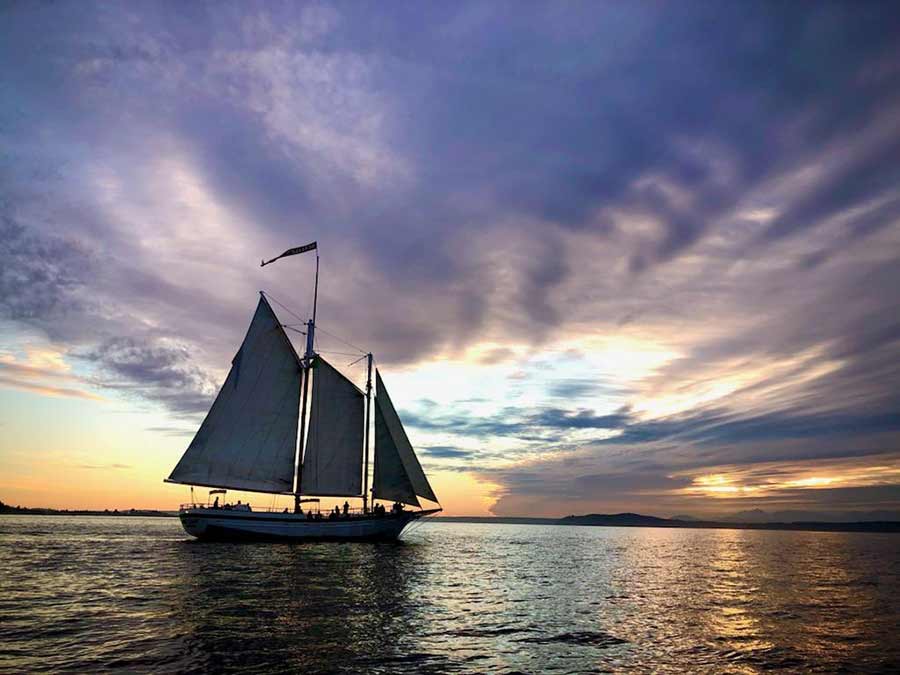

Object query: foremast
[363,352,373,512]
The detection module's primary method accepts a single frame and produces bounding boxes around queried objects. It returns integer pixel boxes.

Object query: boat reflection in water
[167,535,427,673]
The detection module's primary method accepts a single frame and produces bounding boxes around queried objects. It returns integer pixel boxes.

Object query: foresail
[372,369,438,506]
[167,295,301,494]
[373,397,419,506]
[300,357,365,497]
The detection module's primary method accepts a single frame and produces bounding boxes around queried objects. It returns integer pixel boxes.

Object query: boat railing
[178,503,407,518]
[180,503,294,513]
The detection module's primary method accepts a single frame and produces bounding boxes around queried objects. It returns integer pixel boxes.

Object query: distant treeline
[0,500,177,517]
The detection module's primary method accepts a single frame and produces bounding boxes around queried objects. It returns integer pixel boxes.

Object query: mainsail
[300,357,365,496]
[166,295,302,494]
[372,370,438,506]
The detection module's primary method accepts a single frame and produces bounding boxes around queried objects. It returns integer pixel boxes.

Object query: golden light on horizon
[690,473,762,496]
[680,460,900,500]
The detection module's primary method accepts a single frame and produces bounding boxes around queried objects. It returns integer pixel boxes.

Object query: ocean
[1,515,898,673]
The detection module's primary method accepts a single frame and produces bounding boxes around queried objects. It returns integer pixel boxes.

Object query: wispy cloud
[0,354,103,401]
[74,463,132,470]
[144,426,197,437]
[0,375,104,402]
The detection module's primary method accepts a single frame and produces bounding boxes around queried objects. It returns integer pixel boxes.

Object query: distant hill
[724,508,770,523]
[556,511,900,533]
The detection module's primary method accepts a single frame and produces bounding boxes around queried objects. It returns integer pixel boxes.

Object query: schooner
[165,242,441,541]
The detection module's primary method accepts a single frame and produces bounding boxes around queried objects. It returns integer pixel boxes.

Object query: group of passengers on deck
[294,500,406,519]
[203,495,406,518]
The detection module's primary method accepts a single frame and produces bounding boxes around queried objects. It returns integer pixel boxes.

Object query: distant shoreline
[0,504,177,518]
[3,505,898,533]
[436,514,900,533]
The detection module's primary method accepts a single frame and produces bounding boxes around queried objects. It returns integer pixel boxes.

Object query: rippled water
[2,516,899,673]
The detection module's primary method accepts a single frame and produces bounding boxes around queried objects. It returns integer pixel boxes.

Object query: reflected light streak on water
[1,516,898,673]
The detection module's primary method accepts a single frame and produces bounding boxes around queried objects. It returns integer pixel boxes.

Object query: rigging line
[315,349,363,358]
[315,323,367,354]
[283,325,307,336]
[261,291,308,324]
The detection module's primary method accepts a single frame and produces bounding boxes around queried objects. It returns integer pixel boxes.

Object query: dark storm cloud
[2,1,900,513]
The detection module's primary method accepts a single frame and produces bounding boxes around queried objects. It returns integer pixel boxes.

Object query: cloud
[0,353,103,401]
[422,446,473,459]
[81,337,217,415]
[1,1,899,514]
[144,426,197,437]
[74,463,132,470]
[0,217,94,330]
[0,375,104,402]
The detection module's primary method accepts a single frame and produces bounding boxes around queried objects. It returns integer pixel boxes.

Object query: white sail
[372,370,438,506]
[167,295,301,494]
[300,357,365,497]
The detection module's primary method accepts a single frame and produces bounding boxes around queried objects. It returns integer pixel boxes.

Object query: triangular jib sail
[372,370,438,507]
[300,357,365,497]
[167,295,302,494]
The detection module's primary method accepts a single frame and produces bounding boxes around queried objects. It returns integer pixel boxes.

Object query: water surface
[2,516,898,673]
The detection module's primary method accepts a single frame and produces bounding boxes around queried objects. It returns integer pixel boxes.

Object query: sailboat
[165,243,441,541]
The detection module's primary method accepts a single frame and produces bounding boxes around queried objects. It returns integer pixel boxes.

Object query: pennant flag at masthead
[261,241,317,267]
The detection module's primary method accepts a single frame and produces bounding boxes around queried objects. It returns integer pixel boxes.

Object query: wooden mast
[295,253,319,513]
[258,242,318,514]
[362,352,373,512]
[294,363,308,513]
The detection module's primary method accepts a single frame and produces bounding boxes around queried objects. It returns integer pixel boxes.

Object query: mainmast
[295,348,310,514]
[296,254,318,513]
[260,241,318,514]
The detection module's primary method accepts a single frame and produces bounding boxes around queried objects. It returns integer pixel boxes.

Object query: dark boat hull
[178,507,438,542]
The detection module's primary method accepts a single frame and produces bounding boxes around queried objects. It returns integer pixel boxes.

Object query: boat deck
[179,503,434,521]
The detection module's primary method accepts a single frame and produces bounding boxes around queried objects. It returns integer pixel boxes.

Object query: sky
[2,1,900,518]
